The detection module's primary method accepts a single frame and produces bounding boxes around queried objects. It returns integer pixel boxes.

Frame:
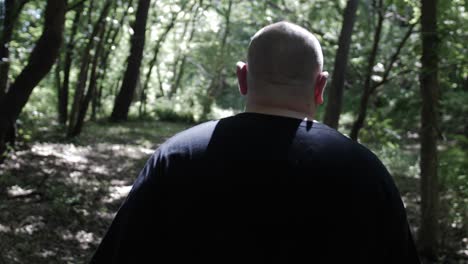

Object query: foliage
[1,0,467,261]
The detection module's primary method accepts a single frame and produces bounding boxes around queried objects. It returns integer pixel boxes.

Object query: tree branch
[67,0,87,12]
[370,18,418,93]
[11,0,29,25]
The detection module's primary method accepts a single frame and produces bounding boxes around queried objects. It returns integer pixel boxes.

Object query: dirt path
[0,121,189,263]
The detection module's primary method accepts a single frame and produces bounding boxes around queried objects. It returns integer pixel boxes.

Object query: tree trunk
[0,0,27,101]
[349,0,384,141]
[55,56,62,117]
[91,3,119,121]
[418,0,440,260]
[59,4,83,125]
[350,15,416,141]
[110,0,151,122]
[201,0,232,119]
[168,3,201,99]
[0,0,66,157]
[68,18,107,137]
[67,0,111,137]
[93,0,134,118]
[140,3,185,112]
[323,0,359,129]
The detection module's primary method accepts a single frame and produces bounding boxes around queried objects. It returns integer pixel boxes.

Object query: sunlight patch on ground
[0,120,190,263]
[0,223,12,232]
[15,216,45,235]
[61,230,96,250]
[100,143,154,159]
[32,143,89,163]
[104,185,132,204]
[459,238,468,257]
[7,185,35,197]
[37,249,56,258]
[96,211,116,221]
[30,143,153,167]
[75,230,95,250]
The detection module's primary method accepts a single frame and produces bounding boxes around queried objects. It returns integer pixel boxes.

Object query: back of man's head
[247,21,323,93]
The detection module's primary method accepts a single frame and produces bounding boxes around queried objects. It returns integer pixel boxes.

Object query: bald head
[236,21,327,119]
[248,21,323,90]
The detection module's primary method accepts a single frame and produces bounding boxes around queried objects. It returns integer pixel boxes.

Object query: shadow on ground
[0,120,190,264]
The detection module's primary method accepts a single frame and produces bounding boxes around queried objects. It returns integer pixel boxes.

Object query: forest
[0,0,466,263]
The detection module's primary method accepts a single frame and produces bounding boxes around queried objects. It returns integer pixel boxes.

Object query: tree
[110,0,151,122]
[0,0,29,101]
[323,0,359,129]
[167,2,202,100]
[200,0,233,119]
[349,0,384,140]
[67,0,112,137]
[0,0,66,157]
[92,0,134,120]
[58,3,84,125]
[139,2,188,116]
[69,13,108,137]
[349,1,416,141]
[418,0,440,260]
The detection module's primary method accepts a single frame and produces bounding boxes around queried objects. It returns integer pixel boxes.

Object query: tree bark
[59,4,83,125]
[0,0,66,157]
[167,2,201,100]
[92,0,134,118]
[350,16,416,141]
[68,18,107,137]
[67,0,111,136]
[323,0,359,129]
[201,0,232,119]
[110,0,151,122]
[349,0,384,141]
[139,2,187,116]
[418,0,440,260]
[0,0,27,101]
[139,18,175,110]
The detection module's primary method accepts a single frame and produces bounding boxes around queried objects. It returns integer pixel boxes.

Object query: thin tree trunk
[349,0,384,141]
[168,3,201,99]
[201,0,233,119]
[110,0,151,122]
[350,17,416,140]
[67,0,111,136]
[166,13,192,100]
[418,0,440,260]
[138,20,175,116]
[91,3,119,121]
[93,0,133,118]
[156,63,164,97]
[0,0,66,158]
[59,4,83,125]
[140,4,185,107]
[323,0,359,129]
[0,0,27,101]
[55,56,62,118]
[69,20,107,137]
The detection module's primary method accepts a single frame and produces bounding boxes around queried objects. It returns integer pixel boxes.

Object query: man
[91,21,420,263]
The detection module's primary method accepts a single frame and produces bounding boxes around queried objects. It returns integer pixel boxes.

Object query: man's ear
[314,71,328,105]
[236,61,248,96]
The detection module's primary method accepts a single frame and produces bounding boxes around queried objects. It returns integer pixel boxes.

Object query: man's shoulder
[298,122,384,167]
[158,120,218,153]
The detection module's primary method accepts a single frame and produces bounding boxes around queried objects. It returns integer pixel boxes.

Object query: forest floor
[0,118,466,263]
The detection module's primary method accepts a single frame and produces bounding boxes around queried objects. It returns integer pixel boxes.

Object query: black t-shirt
[91,113,420,263]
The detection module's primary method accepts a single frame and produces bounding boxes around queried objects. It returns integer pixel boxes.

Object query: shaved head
[236,21,327,119]
[248,21,323,91]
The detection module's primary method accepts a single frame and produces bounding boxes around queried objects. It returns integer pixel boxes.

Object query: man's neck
[245,103,315,121]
